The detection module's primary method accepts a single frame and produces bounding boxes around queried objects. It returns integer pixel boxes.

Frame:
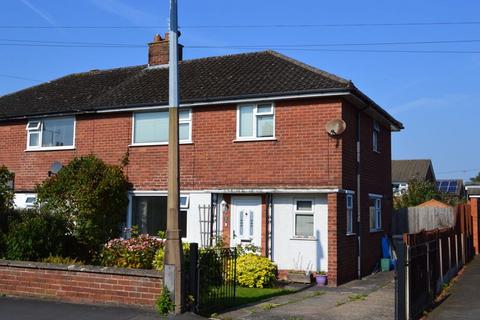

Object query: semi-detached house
[0,34,403,286]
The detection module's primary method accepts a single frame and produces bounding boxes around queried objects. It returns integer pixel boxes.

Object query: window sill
[346,233,356,237]
[234,137,277,143]
[290,237,317,241]
[373,150,381,154]
[129,141,193,147]
[25,146,75,152]
[369,229,383,233]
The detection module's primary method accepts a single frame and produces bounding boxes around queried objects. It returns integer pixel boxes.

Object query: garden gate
[186,244,237,315]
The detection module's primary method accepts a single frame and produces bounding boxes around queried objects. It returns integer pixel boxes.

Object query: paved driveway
[217,271,395,320]
[428,257,480,319]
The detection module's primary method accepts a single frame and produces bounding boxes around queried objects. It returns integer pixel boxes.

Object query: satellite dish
[325,119,347,136]
[49,161,63,175]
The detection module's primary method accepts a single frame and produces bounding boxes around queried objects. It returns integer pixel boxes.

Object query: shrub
[42,255,83,265]
[0,166,14,215]
[36,155,130,256]
[236,254,277,288]
[153,242,190,271]
[236,244,261,256]
[4,209,70,261]
[156,287,174,316]
[99,232,163,269]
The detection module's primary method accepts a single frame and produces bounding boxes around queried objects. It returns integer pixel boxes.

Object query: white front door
[231,196,262,248]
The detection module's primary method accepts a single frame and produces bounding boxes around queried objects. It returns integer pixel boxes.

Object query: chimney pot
[148,32,183,66]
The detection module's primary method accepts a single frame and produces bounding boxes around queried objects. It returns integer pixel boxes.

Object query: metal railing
[187,244,237,315]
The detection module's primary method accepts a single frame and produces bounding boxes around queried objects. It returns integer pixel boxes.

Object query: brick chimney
[148,33,183,66]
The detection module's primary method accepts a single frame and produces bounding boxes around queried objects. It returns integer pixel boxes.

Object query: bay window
[131,195,188,237]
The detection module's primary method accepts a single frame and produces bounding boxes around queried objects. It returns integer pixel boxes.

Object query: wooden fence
[395,204,475,319]
[392,206,455,235]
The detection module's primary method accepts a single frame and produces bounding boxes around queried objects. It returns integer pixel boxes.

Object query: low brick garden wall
[0,259,163,308]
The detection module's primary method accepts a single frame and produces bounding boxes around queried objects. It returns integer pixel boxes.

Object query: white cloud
[89,0,159,25]
[19,0,57,26]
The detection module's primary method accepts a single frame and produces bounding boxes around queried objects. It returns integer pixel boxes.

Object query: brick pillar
[328,193,338,286]
[222,194,232,247]
[261,194,268,257]
[470,198,479,255]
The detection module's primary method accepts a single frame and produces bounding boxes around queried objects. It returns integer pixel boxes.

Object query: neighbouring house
[392,159,436,195]
[435,179,465,199]
[0,33,403,286]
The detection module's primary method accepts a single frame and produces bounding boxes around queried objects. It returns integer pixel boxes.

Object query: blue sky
[1,0,479,181]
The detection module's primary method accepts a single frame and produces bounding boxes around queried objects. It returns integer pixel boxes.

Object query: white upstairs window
[26,117,75,150]
[237,103,275,140]
[133,109,192,145]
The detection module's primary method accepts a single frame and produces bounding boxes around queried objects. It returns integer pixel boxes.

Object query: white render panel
[272,194,328,272]
[13,193,37,209]
[185,192,212,244]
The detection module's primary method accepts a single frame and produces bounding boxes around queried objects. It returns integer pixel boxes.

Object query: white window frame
[373,120,380,152]
[236,103,276,141]
[125,191,189,238]
[178,109,192,143]
[369,194,382,232]
[180,195,190,209]
[26,117,76,151]
[346,194,354,235]
[293,198,315,239]
[131,108,192,146]
[25,196,37,208]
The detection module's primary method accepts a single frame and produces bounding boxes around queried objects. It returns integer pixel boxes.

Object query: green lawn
[233,286,293,306]
[199,286,293,315]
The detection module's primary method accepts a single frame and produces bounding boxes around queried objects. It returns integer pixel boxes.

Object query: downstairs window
[131,195,187,237]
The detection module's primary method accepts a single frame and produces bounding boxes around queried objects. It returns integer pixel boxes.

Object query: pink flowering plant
[99,226,164,269]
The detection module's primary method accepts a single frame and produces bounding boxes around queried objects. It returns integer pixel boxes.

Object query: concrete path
[0,296,204,320]
[428,257,480,319]
[216,271,395,320]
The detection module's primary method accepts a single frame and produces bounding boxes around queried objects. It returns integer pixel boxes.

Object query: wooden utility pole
[164,0,184,314]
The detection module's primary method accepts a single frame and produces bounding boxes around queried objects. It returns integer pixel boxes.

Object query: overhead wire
[0,21,479,29]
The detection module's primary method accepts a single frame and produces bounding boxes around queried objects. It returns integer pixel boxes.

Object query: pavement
[428,256,480,319]
[215,271,395,320]
[0,296,204,320]
[0,272,395,320]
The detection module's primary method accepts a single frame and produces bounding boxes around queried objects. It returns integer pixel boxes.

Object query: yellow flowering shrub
[236,254,277,288]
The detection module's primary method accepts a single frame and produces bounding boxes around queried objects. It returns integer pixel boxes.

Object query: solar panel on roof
[436,180,461,194]
[448,186,457,193]
[440,181,450,188]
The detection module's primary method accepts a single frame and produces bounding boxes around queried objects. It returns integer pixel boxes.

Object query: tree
[36,155,130,255]
[470,172,480,184]
[394,180,441,209]
[0,165,14,215]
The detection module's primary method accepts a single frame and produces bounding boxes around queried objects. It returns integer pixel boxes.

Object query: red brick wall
[0,98,343,192]
[333,101,393,285]
[469,198,479,254]
[327,192,339,286]
[0,260,162,308]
